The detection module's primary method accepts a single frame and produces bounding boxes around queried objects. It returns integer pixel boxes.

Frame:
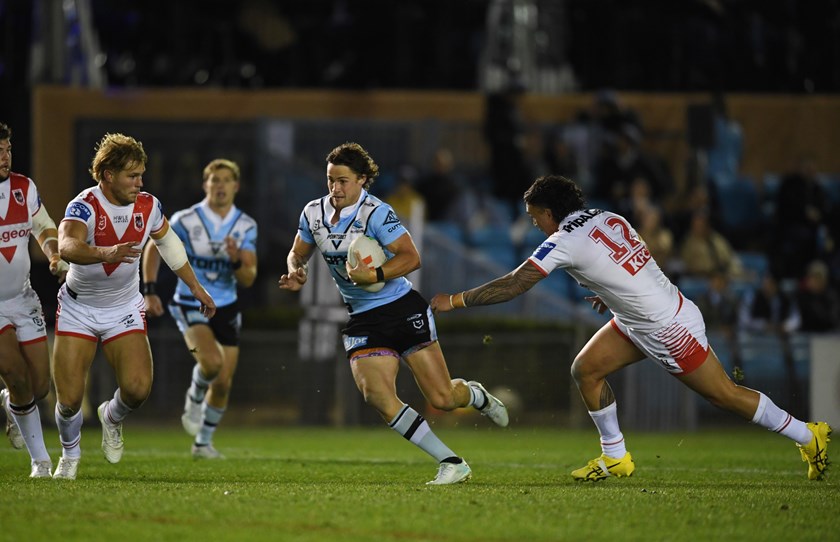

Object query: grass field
[0,421,836,542]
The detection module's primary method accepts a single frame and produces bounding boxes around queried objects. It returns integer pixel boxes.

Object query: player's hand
[345,250,375,285]
[190,285,216,318]
[224,236,240,265]
[49,255,69,284]
[430,293,454,313]
[102,242,143,264]
[278,266,307,291]
[144,294,165,317]
[585,295,609,314]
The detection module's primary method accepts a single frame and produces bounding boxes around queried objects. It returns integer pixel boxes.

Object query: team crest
[133,213,145,231]
[383,211,401,226]
[12,188,24,205]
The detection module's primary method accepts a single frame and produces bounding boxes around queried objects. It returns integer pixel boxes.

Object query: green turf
[0,422,836,542]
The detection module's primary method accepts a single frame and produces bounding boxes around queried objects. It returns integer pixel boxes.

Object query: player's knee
[198,353,224,378]
[120,378,152,407]
[56,402,79,418]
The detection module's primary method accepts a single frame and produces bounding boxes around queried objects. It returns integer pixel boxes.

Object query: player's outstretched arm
[432,261,545,312]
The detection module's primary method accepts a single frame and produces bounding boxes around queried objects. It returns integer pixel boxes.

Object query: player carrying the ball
[279,142,509,485]
[432,175,830,482]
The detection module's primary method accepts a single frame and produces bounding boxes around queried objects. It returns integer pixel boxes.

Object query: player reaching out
[431,175,830,481]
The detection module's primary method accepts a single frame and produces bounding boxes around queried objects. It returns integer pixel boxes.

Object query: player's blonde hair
[89,133,147,183]
[203,158,241,182]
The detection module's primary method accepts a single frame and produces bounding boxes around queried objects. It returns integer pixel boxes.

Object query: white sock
[9,397,50,462]
[196,404,224,446]
[751,392,812,445]
[55,405,83,459]
[188,364,213,403]
[104,389,133,425]
[589,402,627,458]
[389,405,458,462]
[468,383,488,410]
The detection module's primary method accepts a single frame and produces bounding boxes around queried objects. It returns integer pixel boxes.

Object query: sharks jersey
[298,190,412,315]
[169,201,257,308]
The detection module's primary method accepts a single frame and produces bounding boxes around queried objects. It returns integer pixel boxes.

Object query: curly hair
[523,175,586,222]
[89,133,147,183]
[0,122,11,141]
[325,142,380,190]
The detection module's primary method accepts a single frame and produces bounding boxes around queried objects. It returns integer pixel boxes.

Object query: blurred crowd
[381,90,840,349]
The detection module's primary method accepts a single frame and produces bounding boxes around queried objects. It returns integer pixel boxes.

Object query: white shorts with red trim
[0,288,47,345]
[611,294,709,375]
[56,285,147,344]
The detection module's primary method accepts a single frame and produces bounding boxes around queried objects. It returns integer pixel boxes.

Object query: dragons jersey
[298,189,412,315]
[0,173,43,301]
[169,201,257,308]
[527,208,681,334]
[62,186,165,308]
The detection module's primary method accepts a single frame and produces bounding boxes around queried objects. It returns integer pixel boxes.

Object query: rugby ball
[347,235,387,292]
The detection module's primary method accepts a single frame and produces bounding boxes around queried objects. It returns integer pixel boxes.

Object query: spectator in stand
[414,149,461,222]
[635,204,674,275]
[384,165,425,223]
[738,274,800,337]
[591,121,673,212]
[771,157,833,280]
[796,260,840,332]
[679,208,743,278]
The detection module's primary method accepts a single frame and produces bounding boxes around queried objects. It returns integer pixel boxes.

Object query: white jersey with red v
[0,173,42,301]
[62,186,165,308]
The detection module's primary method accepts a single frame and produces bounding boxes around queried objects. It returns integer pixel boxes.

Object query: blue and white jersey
[170,201,257,309]
[298,190,412,315]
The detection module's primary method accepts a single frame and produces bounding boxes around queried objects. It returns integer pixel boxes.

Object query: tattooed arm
[430,261,546,312]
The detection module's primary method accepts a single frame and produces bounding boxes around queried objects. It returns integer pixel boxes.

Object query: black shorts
[341,290,438,358]
[168,300,242,347]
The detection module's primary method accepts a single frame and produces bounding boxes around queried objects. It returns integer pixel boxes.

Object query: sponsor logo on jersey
[66,202,91,221]
[133,213,144,231]
[353,220,363,229]
[621,246,652,275]
[562,209,603,233]
[113,214,129,224]
[327,233,347,240]
[533,241,557,261]
[0,227,31,244]
[343,335,368,351]
[12,188,24,206]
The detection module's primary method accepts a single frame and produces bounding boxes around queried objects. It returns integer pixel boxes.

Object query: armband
[231,260,243,271]
[142,282,157,296]
[153,227,189,271]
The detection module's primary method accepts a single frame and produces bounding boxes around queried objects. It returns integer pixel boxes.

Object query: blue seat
[678,276,710,303]
[718,176,762,233]
[737,251,769,280]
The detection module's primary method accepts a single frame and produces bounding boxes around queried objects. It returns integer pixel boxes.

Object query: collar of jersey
[198,199,238,227]
[324,189,367,224]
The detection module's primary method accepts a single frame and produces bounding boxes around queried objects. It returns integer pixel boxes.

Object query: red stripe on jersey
[0,174,32,263]
[84,192,155,276]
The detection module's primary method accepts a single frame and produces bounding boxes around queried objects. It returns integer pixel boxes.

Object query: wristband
[449,294,455,309]
[142,282,157,296]
[460,292,468,308]
[375,266,385,282]
[231,260,243,270]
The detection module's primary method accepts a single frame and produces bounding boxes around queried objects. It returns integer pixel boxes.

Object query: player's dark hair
[523,175,586,222]
[326,142,380,190]
[0,122,11,141]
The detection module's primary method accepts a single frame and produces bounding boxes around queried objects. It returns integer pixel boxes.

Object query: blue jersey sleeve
[367,205,407,247]
[298,210,314,243]
[240,224,257,252]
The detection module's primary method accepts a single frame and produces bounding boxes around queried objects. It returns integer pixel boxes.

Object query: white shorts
[56,284,147,344]
[0,288,47,345]
[611,293,709,375]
